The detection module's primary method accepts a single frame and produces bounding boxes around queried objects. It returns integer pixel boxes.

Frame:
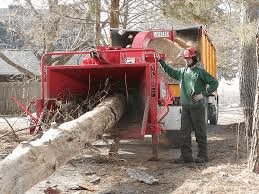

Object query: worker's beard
[186,57,197,67]
[187,61,195,67]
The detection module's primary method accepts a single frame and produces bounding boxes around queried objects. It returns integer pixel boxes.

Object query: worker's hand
[192,93,204,102]
[156,53,166,62]
[158,58,164,63]
[155,56,162,62]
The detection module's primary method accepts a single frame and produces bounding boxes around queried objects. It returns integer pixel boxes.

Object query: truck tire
[208,103,218,125]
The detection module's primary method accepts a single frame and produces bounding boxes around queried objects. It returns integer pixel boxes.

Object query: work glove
[192,93,204,102]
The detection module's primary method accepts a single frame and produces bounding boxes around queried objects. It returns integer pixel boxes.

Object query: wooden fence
[0,82,41,115]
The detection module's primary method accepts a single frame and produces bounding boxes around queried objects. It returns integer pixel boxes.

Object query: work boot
[194,157,208,164]
[175,156,193,164]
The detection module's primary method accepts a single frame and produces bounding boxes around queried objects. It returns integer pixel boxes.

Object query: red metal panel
[41,51,91,100]
[46,64,147,99]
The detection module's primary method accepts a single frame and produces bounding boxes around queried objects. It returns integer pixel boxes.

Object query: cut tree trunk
[0,96,125,194]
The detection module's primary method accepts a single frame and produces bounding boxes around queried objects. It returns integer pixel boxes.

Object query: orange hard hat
[183,47,196,58]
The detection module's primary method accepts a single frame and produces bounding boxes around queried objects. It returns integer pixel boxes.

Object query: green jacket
[159,60,219,107]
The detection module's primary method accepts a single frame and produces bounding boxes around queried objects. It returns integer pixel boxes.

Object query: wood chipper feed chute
[46,64,147,99]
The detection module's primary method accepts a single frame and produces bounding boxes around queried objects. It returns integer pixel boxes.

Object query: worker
[158,47,218,164]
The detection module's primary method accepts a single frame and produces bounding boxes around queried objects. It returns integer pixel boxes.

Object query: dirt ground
[1,105,259,194]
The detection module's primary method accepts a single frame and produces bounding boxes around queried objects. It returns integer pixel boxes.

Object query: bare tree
[1,0,95,76]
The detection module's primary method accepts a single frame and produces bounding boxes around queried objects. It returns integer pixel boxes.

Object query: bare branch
[2,118,19,141]
[24,0,43,20]
[0,51,36,79]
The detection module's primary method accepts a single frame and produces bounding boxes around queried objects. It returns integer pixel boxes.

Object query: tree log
[0,96,125,194]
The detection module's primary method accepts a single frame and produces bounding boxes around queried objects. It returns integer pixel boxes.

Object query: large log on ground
[0,96,125,194]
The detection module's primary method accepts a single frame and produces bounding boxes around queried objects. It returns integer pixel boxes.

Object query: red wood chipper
[13,30,175,159]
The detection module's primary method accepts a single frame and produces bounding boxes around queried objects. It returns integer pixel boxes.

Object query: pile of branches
[44,78,123,127]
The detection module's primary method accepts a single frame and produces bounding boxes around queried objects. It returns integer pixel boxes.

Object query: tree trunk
[110,0,120,28]
[95,0,102,45]
[89,0,102,46]
[44,0,61,65]
[122,0,129,29]
[240,2,258,136]
[240,44,257,136]
[0,96,125,194]
[248,33,259,173]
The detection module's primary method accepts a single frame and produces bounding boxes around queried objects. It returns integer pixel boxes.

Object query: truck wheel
[208,103,218,125]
